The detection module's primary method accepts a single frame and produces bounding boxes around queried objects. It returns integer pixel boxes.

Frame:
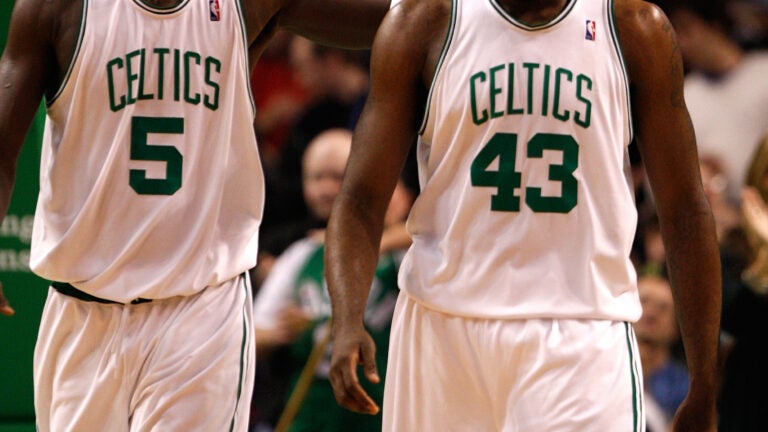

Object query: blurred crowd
[246,0,768,431]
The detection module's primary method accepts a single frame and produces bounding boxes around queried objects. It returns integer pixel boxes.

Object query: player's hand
[671,390,717,432]
[328,324,380,415]
[0,281,15,316]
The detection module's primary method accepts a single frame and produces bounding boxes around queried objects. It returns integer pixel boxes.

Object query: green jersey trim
[132,0,191,15]
[489,0,577,31]
[418,0,457,135]
[607,0,634,143]
[233,0,256,117]
[47,0,89,107]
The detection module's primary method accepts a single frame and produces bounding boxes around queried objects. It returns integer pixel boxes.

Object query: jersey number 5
[471,132,578,213]
[129,116,184,195]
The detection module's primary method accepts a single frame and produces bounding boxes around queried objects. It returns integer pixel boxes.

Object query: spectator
[635,275,689,423]
[252,129,413,431]
[251,32,311,169]
[655,0,768,200]
[261,39,371,232]
[634,207,667,277]
[729,0,768,49]
[718,133,768,431]
[700,155,741,241]
[251,128,353,290]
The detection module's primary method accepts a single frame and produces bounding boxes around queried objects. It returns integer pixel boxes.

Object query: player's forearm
[0,162,17,221]
[661,201,721,393]
[0,78,42,222]
[0,82,28,221]
[279,0,389,49]
[325,194,384,331]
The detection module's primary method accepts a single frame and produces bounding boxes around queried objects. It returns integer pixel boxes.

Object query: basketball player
[325,0,720,430]
[0,0,388,430]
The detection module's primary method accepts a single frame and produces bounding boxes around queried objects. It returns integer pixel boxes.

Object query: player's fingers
[345,351,380,414]
[0,304,14,316]
[359,338,380,384]
[331,353,379,414]
[0,283,15,316]
[329,352,362,409]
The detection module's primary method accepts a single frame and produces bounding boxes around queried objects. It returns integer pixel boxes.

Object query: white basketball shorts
[34,274,255,432]
[383,293,645,432]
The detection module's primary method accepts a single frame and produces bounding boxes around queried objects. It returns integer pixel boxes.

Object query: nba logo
[585,20,596,41]
[209,0,221,21]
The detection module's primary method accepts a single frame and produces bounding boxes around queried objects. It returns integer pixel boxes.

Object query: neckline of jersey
[488,0,578,31]
[132,0,192,15]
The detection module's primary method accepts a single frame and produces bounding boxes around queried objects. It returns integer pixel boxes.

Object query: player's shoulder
[5,0,80,62]
[392,0,451,13]
[386,0,450,27]
[613,0,679,86]
[10,0,73,27]
[377,0,450,51]
[613,0,676,66]
[613,0,671,36]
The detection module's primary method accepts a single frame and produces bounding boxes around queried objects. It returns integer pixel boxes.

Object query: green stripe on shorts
[229,276,250,432]
[624,322,639,432]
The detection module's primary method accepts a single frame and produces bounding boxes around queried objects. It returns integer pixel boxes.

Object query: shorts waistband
[51,282,152,305]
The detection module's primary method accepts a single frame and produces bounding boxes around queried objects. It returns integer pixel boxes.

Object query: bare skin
[0,0,390,315]
[325,0,720,429]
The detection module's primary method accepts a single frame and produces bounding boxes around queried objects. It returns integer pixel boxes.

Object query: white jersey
[31,0,263,302]
[399,0,640,321]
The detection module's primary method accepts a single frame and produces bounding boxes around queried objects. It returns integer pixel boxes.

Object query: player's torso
[32,0,263,302]
[402,0,640,320]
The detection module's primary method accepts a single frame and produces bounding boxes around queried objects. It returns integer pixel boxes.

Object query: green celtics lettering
[107,48,222,112]
[469,62,592,128]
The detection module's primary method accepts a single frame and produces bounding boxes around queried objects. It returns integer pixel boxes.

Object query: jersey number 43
[471,132,578,213]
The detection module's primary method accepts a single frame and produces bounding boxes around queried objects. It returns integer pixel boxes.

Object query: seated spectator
[700,155,740,241]
[252,128,413,431]
[261,38,371,232]
[250,32,310,169]
[729,0,768,49]
[633,207,666,277]
[251,128,352,290]
[654,0,768,200]
[634,275,689,424]
[717,133,768,431]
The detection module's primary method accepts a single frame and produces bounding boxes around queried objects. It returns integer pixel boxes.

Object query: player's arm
[276,0,390,49]
[0,0,57,316]
[324,0,445,415]
[0,0,52,222]
[241,0,389,55]
[616,1,720,431]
